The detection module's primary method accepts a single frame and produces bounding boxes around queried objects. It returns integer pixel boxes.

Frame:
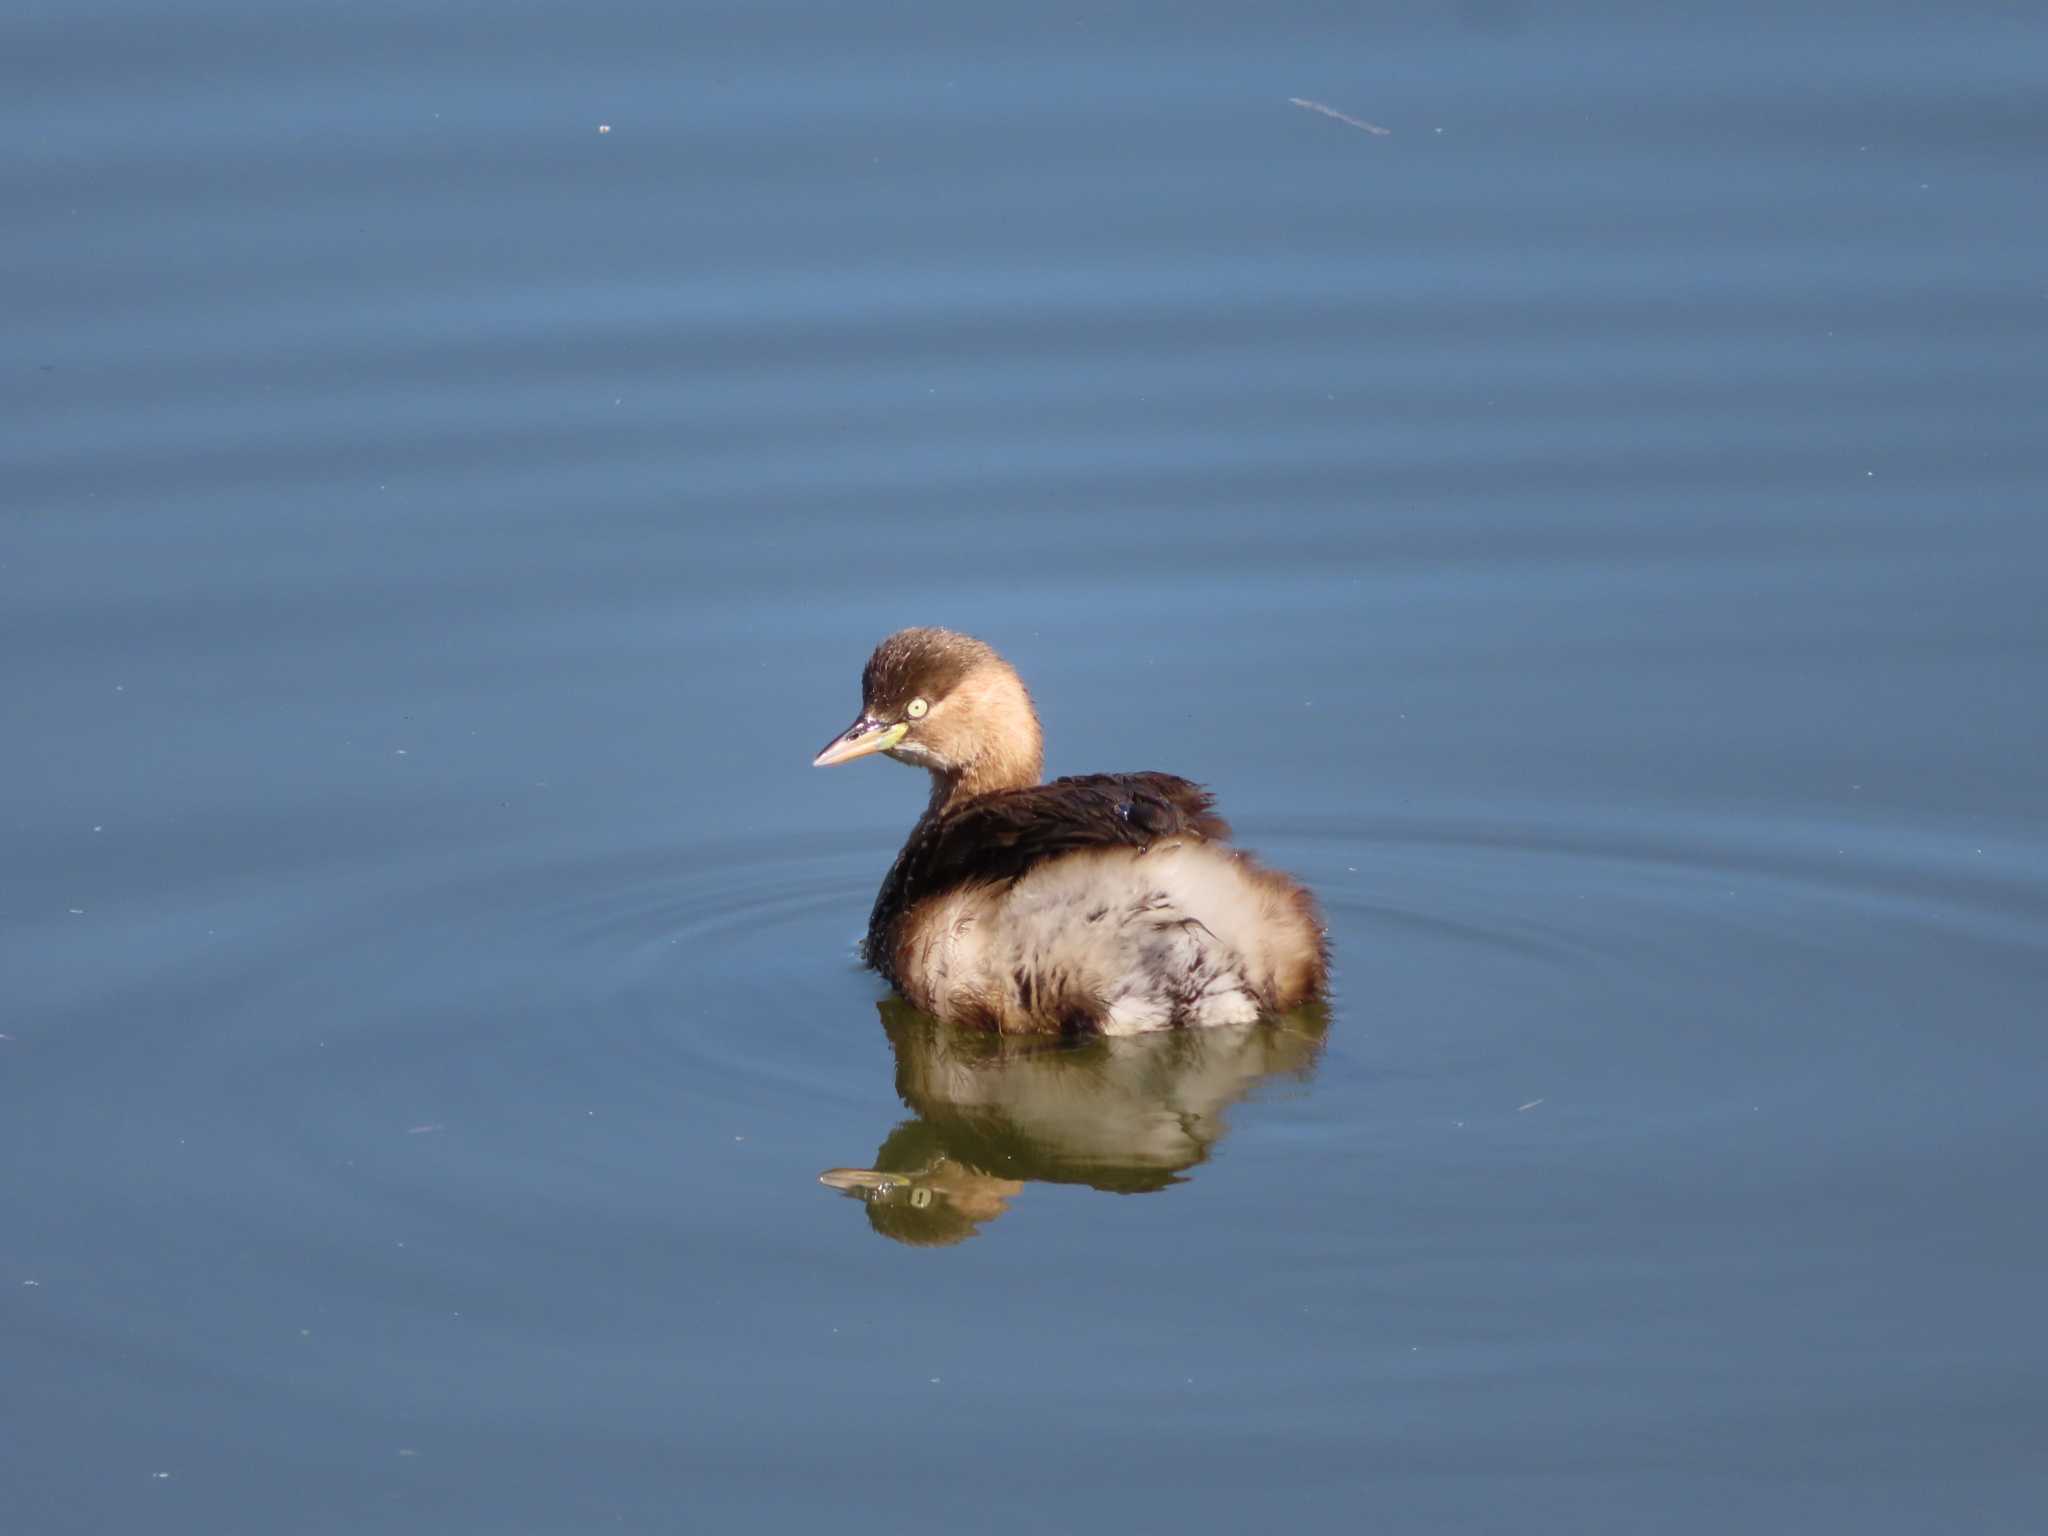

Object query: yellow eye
[905,697,928,719]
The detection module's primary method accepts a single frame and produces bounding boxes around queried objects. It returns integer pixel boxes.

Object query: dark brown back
[865,772,1233,981]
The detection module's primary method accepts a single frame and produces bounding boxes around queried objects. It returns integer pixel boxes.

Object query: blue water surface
[5,1,2046,1531]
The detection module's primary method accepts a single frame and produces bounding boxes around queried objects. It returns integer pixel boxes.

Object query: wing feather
[864,773,1233,978]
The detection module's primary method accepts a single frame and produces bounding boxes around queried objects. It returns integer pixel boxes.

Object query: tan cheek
[923,713,968,755]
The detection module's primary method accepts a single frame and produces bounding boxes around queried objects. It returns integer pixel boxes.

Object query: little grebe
[814,628,1327,1034]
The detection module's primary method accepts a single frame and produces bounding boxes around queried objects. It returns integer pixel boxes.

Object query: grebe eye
[905,697,928,719]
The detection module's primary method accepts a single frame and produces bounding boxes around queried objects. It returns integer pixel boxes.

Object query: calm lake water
[6,0,2046,1530]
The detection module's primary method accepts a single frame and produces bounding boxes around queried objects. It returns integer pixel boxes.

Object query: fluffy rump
[892,842,1327,1035]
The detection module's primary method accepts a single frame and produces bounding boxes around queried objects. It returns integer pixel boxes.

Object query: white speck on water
[598,124,611,134]
[929,1377,941,1384]
[68,908,85,915]
[152,1472,171,1480]
[91,825,103,833]
[22,1279,40,1287]
[1517,1099,1545,1112]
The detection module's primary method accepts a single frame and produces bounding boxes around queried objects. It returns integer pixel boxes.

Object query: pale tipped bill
[812,715,907,768]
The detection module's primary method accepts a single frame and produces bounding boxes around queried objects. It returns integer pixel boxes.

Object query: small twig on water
[1289,97,1392,137]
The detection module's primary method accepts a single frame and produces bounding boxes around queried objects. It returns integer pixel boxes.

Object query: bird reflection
[820,997,1329,1245]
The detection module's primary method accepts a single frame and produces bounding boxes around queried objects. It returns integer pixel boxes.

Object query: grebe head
[812,628,1044,799]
